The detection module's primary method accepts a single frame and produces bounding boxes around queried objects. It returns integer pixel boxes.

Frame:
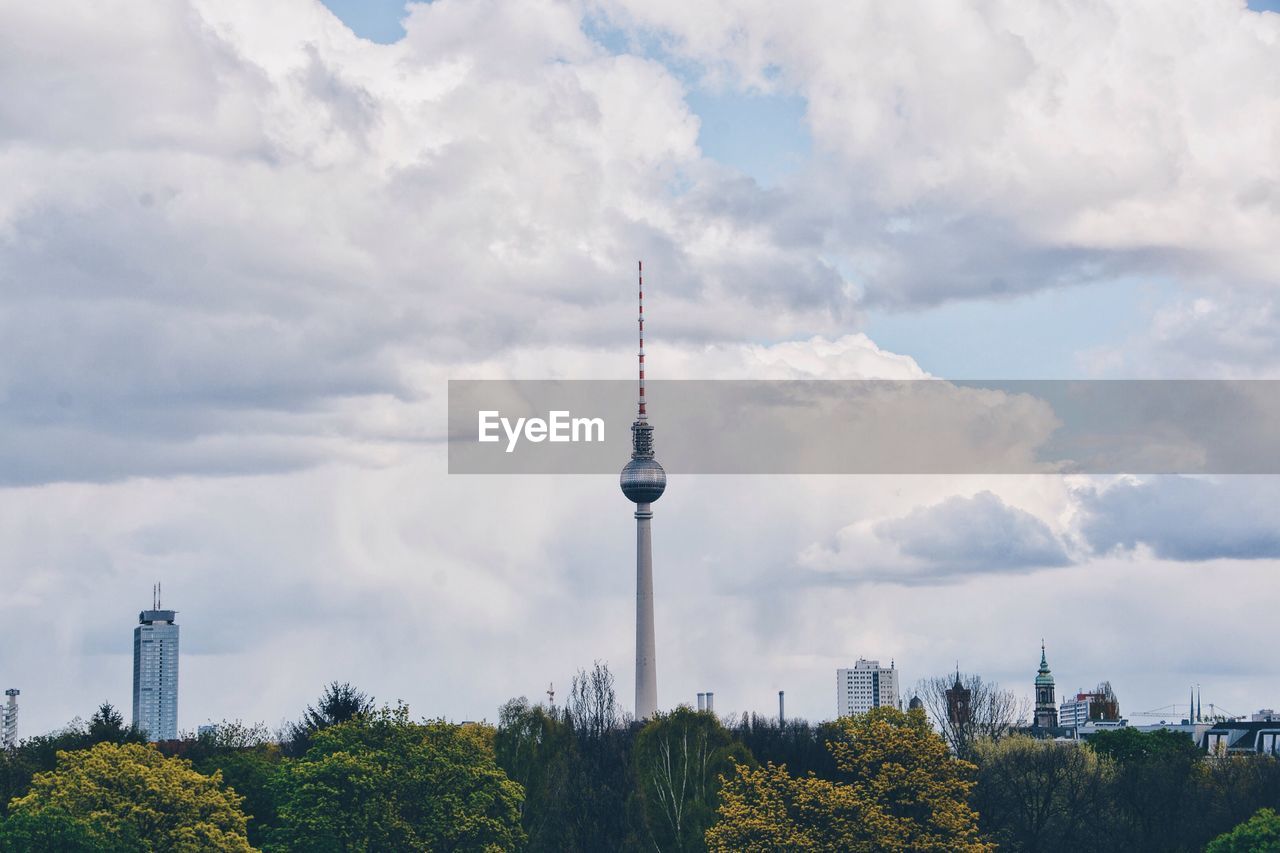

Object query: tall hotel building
[132,595,179,741]
[837,659,900,718]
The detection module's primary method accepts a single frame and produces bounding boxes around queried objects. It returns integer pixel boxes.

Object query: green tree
[631,706,753,852]
[494,698,579,851]
[1089,728,1201,852]
[86,703,147,746]
[1206,807,1280,853]
[707,707,992,852]
[7,742,254,852]
[173,722,284,848]
[284,682,374,757]
[972,735,1110,852]
[0,807,124,852]
[269,705,524,852]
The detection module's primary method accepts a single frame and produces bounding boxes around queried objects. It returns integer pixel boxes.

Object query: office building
[837,659,900,718]
[132,587,179,741]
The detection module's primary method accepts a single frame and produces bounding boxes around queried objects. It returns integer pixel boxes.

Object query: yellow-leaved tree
[706,706,993,852]
[8,741,255,852]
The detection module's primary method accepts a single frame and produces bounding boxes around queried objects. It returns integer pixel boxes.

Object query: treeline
[0,666,1278,851]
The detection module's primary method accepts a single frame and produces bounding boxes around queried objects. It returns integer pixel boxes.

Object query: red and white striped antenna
[637,260,646,421]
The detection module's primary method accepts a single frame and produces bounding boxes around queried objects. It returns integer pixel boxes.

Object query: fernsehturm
[619,260,666,720]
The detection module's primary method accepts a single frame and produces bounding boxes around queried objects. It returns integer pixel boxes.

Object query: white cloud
[1,0,1279,735]
[596,0,1280,303]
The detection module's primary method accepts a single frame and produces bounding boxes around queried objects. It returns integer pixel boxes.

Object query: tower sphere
[621,457,666,503]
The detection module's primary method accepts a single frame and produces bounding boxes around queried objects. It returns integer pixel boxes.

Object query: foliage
[972,736,1110,851]
[630,706,753,852]
[163,722,284,848]
[707,706,992,852]
[0,807,130,852]
[1206,808,1280,853]
[1087,727,1198,763]
[1095,728,1203,852]
[283,682,374,757]
[729,714,841,780]
[0,703,146,807]
[494,698,580,850]
[86,704,147,746]
[7,742,254,852]
[268,704,524,852]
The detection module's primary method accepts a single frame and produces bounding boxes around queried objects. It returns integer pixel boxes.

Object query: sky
[1,0,1279,736]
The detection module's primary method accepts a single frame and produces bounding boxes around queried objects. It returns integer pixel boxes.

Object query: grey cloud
[876,490,1072,574]
[1078,476,1280,561]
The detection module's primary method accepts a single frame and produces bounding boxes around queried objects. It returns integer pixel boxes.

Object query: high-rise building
[1034,642,1058,729]
[2,689,18,749]
[837,659,900,718]
[132,586,179,741]
[620,261,666,721]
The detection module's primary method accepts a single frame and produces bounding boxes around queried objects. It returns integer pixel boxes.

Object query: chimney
[779,690,785,726]
[697,692,705,711]
[706,692,714,713]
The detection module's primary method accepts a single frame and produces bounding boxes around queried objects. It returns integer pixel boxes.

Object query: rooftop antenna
[158,581,162,610]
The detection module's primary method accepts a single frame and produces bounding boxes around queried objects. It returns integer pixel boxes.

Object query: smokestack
[779,690,785,725]
[697,693,705,711]
[706,692,714,713]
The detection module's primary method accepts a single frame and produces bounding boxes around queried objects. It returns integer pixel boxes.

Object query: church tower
[1034,641,1058,729]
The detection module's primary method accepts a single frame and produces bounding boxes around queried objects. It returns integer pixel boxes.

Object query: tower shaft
[635,502,657,719]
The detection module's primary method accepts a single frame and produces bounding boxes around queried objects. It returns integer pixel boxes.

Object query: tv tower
[620,260,666,720]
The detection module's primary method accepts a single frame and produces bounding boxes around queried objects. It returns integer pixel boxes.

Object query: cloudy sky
[2,0,1279,735]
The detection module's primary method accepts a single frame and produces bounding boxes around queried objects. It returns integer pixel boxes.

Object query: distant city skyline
[1,0,1279,738]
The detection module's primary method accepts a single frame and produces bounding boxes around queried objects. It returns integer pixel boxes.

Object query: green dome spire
[1035,641,1054,687]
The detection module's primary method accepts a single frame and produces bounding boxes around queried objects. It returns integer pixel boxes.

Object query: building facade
[1060,683,1120,729]
[132,607,179,741]
[2,689,17,749]
[1034,644,1058,729]
[837,659,900,718]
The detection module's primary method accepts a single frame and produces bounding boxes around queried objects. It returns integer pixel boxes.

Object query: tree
[972,736,1110,852]
[1206,808,1280,853]
[730,714,841,781]
[631,707,752,852]
[564,662,634,847]
[915,673,1028,759]
[284,682,374,757]
[1089,728,1202,852]
[494,698,579,851]
[1087,727,1198,764]
[7,742,254,852]
[0,807,124,853]
[707,707,993,852]
[269,704,524,852]
[168,721,284,849]
[86,703,146,745]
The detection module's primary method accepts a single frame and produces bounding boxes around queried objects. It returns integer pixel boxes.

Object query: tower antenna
[637,260,646,421]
